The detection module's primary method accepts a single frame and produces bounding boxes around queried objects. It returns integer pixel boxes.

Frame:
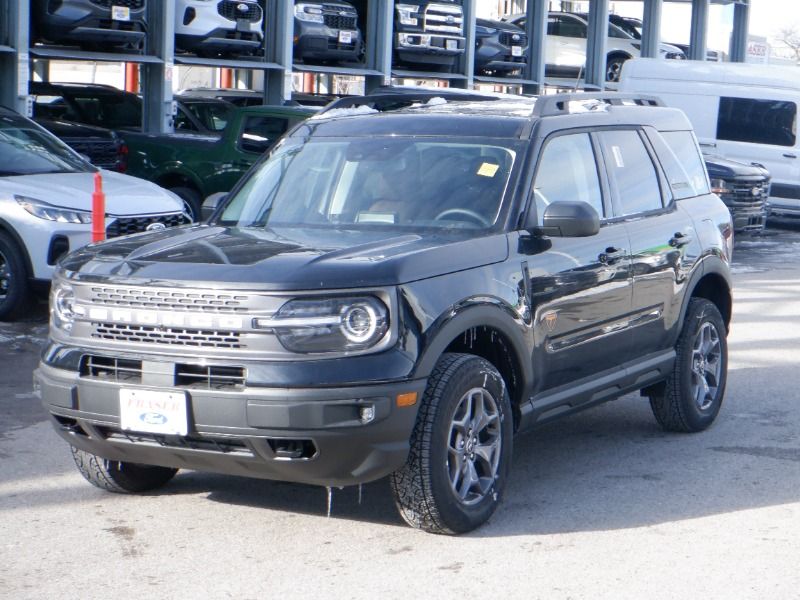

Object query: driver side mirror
[201,192,227,222]
[526,201,600,237]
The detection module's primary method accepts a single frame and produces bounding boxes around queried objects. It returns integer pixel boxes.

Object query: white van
[619,58,800,219]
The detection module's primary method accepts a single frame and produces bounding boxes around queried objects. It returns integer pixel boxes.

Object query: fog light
[359,406,375,424]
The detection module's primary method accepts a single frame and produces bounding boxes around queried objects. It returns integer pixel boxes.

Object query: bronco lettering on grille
[86,308,245,330]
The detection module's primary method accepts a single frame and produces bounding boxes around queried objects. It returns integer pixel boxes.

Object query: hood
[60,225,510,290]
[704,155,770,179]
[476,18,524,32]
[35,118,117,141]
[0,170,183,215]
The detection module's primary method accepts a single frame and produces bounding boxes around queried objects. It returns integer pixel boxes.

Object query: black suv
[36,91,733,534]
[32,0,147,51]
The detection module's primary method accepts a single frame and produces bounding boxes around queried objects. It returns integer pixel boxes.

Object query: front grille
[65,138,120,170]
[217,0,262,22]
[90,0,145,8]
[106,213,190,238]
[424,3,464,34]
[718,178,770,208]
[81,355,143,383]
[91,323,243,348]
[98,426,252,455]
[88,286,250,313]
[175,364,246,389]
[499,31,527,46]
[323,13,358,30]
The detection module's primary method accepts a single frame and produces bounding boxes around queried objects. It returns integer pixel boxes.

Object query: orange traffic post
[91,172,106,243]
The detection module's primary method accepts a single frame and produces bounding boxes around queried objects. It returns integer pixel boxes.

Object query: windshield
[218,137,517,230]
[182,100,232,132]
[0,114,94,176]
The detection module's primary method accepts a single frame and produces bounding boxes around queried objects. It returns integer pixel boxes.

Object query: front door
[521,131,633,394]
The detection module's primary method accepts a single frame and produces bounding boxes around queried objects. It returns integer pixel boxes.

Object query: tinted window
[182,101,232,132]
[650,130,710,199]
[240,116,290,153]
[598,130,663,216]
[173,107,198,132]
[533,133,604,224]
[717,97,797,147]
[68,93,142,129]
[548,15,586,38]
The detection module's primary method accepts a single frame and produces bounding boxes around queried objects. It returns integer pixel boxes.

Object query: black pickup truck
[36,91,732,534]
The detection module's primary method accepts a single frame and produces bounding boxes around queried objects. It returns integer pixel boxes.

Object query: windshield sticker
[612,145,625,168]
[477,162,500,178]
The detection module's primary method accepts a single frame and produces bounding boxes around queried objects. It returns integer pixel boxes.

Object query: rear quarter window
[648,130,710,200]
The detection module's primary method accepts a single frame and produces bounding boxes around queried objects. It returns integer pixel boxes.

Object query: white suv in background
[175,0,264,57]
[504,11,685,82]
[0,108,188,321]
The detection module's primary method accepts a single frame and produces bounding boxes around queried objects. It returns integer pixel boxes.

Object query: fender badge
[542,311,558,332]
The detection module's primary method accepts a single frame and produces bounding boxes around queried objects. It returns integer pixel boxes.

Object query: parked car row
[28,1,689,79]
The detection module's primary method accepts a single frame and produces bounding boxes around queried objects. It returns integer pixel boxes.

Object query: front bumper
[396,33,465,66]
[294,22,361,62]
[39,3,147,46]
[36,359,426,487]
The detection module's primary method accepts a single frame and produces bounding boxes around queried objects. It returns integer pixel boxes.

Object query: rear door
[521,130,633,393]
[596,128,701,358]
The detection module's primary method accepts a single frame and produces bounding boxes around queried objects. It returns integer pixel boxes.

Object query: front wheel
[390,353,513,534]
[0,231,31,322]
[71,447,178,493]
[649,298,728,432]
[169,186,201,222]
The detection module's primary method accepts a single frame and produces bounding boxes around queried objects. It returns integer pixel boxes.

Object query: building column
[640,0,663,59]
[729,1,750,63]
[689,0,710,61]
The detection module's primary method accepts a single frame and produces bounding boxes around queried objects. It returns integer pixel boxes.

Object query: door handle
[599,246,625,265]
[670,232,693,248]
[783,153,797,159]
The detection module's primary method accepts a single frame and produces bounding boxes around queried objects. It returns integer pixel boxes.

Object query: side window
[717,97,797,147]
[598,130,663,216]
[533,133,604,225]
[648,130,711,199]
[240,116,289,154]
[548,15,586,38]
[173,108,197,132]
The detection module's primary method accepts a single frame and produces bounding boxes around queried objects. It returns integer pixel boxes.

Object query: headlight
[51,281,78,333]
[257,296,390,354]
[396,4,420,26]
[16,196,93,224]
[295,3,324,23]
[710,178,733,195]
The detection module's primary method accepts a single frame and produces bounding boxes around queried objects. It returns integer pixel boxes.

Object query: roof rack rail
[319,86,502,114]
[532,93,665,118]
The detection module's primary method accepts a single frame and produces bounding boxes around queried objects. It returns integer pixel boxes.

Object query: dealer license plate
[446,39,458,51]
[339,30,353,44]
[511,45,523,57]
[112,6,131,21]
[120,389,188,436]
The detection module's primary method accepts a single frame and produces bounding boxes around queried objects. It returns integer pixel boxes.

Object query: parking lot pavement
[2,230,799,600]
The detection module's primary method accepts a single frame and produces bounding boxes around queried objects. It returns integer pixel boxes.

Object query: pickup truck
[122,105,316,220]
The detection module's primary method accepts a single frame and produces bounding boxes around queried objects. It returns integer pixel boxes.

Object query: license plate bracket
[339,30,353,44]
[119,389,188,436]
[111,6,131,21]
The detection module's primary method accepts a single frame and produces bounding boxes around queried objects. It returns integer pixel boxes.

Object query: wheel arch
[0,218,34,280]
[683,259,733,331]
[155,169,204,196]
[413,304,533,431]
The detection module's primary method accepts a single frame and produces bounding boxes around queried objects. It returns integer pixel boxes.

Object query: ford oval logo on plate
[146,222,167,232]
[140,412,168,426]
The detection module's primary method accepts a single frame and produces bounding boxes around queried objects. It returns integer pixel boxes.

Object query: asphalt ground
[1,228,799,599]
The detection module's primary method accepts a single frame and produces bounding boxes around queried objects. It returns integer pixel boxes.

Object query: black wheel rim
[691,322,723,411]
[447,387,502,506]
[0,248,10,302]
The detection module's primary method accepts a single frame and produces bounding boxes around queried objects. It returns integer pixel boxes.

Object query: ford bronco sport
[36,91,733,534]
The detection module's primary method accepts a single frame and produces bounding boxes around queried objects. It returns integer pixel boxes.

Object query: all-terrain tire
[390,353,513,534]
[649,298,728,433]
[71,447,178,493]
[0,231,31,322]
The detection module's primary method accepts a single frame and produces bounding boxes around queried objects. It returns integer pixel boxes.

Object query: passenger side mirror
[534,201,600,237]
[201,193,227,222]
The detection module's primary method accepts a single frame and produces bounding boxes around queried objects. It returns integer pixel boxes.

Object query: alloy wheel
[691,321,723,411]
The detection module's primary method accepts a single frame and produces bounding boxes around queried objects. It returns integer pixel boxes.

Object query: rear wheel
[390,353,512,534]
[169,186,202,222]
[0,232,31,322]
[71,447,178,493]
[649,298,728,432]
